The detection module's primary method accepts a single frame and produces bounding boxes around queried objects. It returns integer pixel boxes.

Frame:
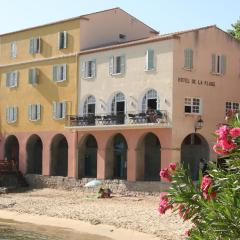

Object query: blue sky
[0,0,239,35]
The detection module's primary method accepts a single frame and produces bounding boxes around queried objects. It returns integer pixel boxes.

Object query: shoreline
[0,209,158,240]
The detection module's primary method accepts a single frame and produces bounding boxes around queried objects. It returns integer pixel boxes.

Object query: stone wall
[25,174,170,195]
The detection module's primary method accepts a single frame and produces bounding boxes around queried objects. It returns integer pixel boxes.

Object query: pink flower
[158,192,172,215]
[215,125,229,140]
[169,162,177,171]
[218,139,236,151]
[201,175,213,192]
[178,205,190,220]
[185,229,191,236]
[159,168,172,181]
[229,128,240,138]
[213,143,228,155]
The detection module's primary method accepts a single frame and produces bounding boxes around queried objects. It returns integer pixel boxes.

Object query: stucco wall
[79,40,174,122]
[0,56,78,133]
[80,8,157,50]
[172,27,240,161]
[0,19,81,64]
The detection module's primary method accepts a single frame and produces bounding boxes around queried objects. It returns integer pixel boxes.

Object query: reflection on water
[0,219,112,240]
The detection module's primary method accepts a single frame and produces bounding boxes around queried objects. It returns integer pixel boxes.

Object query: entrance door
[116,101,125,124]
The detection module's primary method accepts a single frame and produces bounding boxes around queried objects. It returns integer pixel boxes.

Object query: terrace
[65,110,170,130]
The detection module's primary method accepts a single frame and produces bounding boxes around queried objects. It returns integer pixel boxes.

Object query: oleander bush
[158,111,240,239]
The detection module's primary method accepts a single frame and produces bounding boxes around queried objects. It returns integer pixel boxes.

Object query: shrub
[158,112,240,239]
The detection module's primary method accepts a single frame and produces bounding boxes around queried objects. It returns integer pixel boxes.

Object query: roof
[0,7,158,37]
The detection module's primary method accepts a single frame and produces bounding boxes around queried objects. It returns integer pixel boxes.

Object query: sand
[0,188,192,239]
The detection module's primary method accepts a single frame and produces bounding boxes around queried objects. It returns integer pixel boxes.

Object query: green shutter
[189,49,193,69]
[148,49,154,70]
[28,104,32,120]
[13,107,17,123]
[120,55,125,74]
[62,64,67,81]
[52,101,57,119]
[37,104,41,121]
[184,49,188,68]
[63,31,67,48]
[91,59,96,77]
[109,56,114,75]
[29,38,34,54]
[62,101,67,119]
[221,55,226,75]
[53,65,58,81]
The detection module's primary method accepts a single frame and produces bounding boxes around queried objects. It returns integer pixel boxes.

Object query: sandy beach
[0,188,191,239]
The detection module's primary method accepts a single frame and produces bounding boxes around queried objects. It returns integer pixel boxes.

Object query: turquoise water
[0,219,112,240]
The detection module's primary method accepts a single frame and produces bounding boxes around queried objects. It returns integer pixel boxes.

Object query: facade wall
[0,19,81,64]
[172,27,240,161]
[0,56,78,133]
[79,40,174,121]
[80,8,157,50]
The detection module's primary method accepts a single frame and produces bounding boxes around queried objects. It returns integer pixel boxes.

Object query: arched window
[83,95,96,116]
[111,92,125,114]
[142,89,159,112]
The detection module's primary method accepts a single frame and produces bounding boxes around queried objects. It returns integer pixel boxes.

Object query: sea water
[0,219,111,240]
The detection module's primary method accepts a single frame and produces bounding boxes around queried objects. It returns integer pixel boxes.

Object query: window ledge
[29,119,40,122]
[184,112,201,116]
[144,68,155,72]
[83,76,95,80]
[54,79,66,83]
[183,67,193,71]
[211,72,223,76]
[7,120,17,124]
[111,73,123,76]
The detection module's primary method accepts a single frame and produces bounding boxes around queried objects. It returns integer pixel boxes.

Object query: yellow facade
[0,19,81,64]
[0,19,80,133]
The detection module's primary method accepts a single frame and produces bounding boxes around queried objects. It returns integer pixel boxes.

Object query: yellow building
[0,8,157,178]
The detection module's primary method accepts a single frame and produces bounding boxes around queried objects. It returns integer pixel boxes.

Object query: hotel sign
[178,77,215,87]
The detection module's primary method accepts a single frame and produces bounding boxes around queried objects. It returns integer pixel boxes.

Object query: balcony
[65,110,170,130]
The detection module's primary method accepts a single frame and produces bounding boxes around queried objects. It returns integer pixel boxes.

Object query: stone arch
[181,133,209,180]
[50,134,68,177]
[78,134,98,178]
[136,132,161,181]
[105,133,128,179]
[26,134,43,174]
[4,135,19,170]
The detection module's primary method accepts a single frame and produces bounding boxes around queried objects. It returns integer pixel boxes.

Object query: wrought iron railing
[65,110,168,127]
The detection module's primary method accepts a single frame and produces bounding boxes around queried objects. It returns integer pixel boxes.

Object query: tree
[228,18,240,40]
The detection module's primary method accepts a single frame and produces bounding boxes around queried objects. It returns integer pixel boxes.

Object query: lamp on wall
[195,117,204,132]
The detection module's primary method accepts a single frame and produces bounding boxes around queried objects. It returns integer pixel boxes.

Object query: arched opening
[26,134,43,174]
[4,135,19,170]
[83,95,96,116]
[142,89,160,112]
[78,135,98,178]
[136,133,161,181]
[181,133,209,180]
[50,134,68,177]
[111,92,125,124]
[106,134,128,179]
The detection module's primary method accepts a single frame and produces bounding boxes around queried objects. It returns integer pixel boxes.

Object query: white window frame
[28,104,41,121]
[184,48,193,70]
[211,54,226,75]
[6,71,18,88]
[109,55,125,75]
[81,60,96,79]
[29,37,41,54]
[184,97,201,115]
[58,31,68,49]
[145,49,155,71]
[52,101,67,120]
[225,101,239,113]
[10,41,17,58]
[52,64,67,82]
[6,106,17,123]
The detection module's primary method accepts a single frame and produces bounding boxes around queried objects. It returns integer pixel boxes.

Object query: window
[28,104,41,121]
[184,48,193,70]
[83,95,96,116]
[6,71,18,88]
[145,49,154,71]
[81,60,96,79]
[109,55,125,75]
[226,102,239,113]
[10,41,17,58]
[53,64,67,82]
[184,97,201,114]
[29,37,41,54]
[6,106,17,123]
[58,31,68,49]
[28,68,39,85]
[212,54,226,75]
[52,101,67,119]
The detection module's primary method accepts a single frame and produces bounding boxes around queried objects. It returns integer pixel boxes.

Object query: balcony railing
[65,110,168,128]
